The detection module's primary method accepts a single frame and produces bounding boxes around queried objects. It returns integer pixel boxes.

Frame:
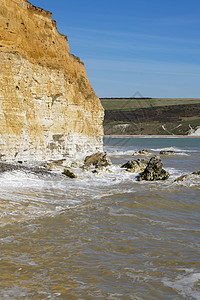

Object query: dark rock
[160,150,175,155]
[174,171,200,182]
[174,174,189,182]
[138,149,150,155]
[192,171,200,175]
[0,162,51,175]
[84,152,111,168]
[63,168,77,178]
[133,149,151,156]
[138,156,170,181]
[121,158,148,173]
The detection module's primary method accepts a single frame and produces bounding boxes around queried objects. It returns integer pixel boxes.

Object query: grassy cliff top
[100,98,200,111]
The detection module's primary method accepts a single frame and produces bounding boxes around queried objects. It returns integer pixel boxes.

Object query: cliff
[0,0,104,161]
[101,98,200,135]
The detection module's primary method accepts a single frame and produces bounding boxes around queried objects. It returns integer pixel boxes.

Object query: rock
[121,159,148,173]
[0,162,52,176]
[192,171,200,175]
[160,150,175,155]
[44,159,70,171]
[138,156,170,181]
[174,174,189,182]
[84,152,111,168]
[71,161,82,168]
[133,149,150,156]
[63,169,77,178]
[174,171,200,182]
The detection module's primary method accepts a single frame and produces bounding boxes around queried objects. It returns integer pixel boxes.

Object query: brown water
[0,138,200,299]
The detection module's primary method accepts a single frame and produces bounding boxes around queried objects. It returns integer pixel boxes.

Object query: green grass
[100,98,200,111]
[103,118,200,135]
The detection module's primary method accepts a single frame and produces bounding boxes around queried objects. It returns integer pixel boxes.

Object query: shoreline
[104,135,200,138]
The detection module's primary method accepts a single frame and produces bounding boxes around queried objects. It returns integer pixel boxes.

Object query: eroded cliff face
[0,0,104,161]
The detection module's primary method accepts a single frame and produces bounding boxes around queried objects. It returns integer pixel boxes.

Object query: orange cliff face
[0,0,104,161]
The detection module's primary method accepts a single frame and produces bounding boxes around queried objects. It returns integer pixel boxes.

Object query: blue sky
[30,0,200,98]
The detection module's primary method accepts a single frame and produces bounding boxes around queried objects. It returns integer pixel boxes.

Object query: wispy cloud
[151,15,200,26]
[85,58,200,77]
[64,26,200,46]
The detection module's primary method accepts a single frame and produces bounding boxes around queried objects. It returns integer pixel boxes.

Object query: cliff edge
[0,0,104,161]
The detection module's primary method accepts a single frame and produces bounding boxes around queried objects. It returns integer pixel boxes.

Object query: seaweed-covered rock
[63,169,77,178]
[174,171,200,182]
[121,159,148,173]
[160,150,175,155]
[192,171,200,175]
[138,156,169,181]
[133,149,151,156]
[84,152,111,168]
[174,174,189,182]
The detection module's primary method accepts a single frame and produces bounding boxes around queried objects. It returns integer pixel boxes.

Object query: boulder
[44,159,71,171]
[174,174,189,182]
[121,158,148,173]
[63,168,77,178]
[160,150,175,155]
[138,156,170,181]
[192,171,200,175]
[133,149,150,156]
[174,171,200,182]
[84,152,111,168]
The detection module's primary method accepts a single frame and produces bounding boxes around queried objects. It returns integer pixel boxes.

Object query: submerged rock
[174,174,189,182]
[174,171,200,182]
[121,159,148,173]
[160,150,175,155]
[84,152,111,168]
[63,168,77,178]
[138,156,169,181]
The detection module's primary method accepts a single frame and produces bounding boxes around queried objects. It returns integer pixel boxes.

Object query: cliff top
[0,0,99,100]
[0,0,83,69]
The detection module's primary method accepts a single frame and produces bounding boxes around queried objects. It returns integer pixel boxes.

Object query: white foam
[0,171,85,226]
[163,270,200,299]
[109,150,134,156]
[151,146,196,154]
[0,153,199,226]
[172,172,200,187]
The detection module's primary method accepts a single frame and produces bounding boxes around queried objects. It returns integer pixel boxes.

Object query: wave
[162,269,200,299]
[0,158,199,227]
[150,146,197,153]
[109,150,134,156]
[106,146,196,157]
[0,171,85,226]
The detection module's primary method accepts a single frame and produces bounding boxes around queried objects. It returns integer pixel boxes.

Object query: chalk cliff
[0,0,104,161]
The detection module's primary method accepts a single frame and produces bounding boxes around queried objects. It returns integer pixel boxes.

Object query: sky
[30,0,200,98]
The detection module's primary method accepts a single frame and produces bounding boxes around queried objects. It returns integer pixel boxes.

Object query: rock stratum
[0,0,104,161]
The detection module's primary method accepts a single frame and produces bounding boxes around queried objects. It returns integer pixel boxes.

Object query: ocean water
[0,137,200,299]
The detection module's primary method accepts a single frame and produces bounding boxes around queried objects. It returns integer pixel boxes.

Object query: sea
[0,137,199,299]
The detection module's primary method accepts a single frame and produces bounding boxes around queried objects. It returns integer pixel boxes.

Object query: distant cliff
[100,98,200,135]
[0,0,104,161]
